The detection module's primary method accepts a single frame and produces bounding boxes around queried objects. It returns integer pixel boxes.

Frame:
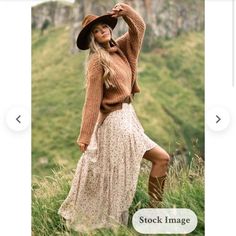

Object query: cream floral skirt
[58,103,158,233]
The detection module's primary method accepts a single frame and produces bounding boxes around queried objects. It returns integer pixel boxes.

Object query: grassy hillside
[32,154,204,236]
[32,26,204,177]
[32,26,204,236]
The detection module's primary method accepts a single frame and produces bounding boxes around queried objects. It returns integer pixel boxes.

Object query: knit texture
[78,3,146,145]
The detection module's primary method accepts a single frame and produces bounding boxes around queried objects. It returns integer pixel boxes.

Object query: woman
[58,2,170,233]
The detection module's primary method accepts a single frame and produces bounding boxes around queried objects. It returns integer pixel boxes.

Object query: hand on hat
[107,3,126,18]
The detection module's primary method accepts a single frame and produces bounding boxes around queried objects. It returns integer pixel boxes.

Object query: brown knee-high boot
[148,175,167,208]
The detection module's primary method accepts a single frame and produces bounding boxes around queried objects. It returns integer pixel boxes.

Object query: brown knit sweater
[77,3,146,145]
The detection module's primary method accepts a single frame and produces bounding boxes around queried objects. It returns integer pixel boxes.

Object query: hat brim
[76,14,118,50]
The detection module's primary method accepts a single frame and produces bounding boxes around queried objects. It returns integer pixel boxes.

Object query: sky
[30,0,75,7]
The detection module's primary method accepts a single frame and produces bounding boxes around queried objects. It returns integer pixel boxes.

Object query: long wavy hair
[84,23,118,89]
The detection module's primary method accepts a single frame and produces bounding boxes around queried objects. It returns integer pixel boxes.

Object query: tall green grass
[32,153,204,235]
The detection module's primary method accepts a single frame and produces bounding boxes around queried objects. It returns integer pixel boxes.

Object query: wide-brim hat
[76,14,118,50]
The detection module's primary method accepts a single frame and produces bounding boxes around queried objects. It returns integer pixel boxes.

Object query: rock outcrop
[32,0,204,51]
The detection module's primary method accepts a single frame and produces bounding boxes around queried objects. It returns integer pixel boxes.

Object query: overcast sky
[30,0,75,7]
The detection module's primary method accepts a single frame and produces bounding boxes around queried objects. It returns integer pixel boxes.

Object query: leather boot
[148,175,167,208]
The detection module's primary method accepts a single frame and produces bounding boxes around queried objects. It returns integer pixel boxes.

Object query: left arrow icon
[6,106,29,131]
[16,115,21,123]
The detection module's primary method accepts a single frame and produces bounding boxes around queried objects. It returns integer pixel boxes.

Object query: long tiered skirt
[58,102,158,233]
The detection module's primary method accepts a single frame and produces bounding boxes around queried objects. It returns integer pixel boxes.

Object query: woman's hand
[77,141,88,153]
[107,3,127,18]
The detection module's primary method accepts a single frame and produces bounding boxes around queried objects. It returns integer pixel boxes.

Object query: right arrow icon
[216,115,221,124]
[207,107,230,131]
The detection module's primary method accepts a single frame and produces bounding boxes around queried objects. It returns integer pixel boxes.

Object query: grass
[32,26,204,177]
[32,153,204,236]
[32,25,204,235]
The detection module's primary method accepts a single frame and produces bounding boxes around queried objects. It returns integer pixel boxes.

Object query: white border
[0,0,236,235]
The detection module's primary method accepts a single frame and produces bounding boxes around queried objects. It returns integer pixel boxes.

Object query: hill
[32,26,204,177]
[32,26,204,236]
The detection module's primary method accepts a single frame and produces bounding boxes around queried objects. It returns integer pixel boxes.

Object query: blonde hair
[84,23,118,89]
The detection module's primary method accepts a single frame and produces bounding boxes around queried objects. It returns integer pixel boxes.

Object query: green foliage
[42,19,51,31]
[32,20,37,30]
[32,26,204,234]
[32,154,204,235]
[138,31,204,162]
[32,26,204,176]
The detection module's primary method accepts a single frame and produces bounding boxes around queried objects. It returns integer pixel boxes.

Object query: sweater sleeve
[77,54,104,145]
[116,3,146,60]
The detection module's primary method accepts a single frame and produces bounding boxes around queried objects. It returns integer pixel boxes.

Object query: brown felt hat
[76,14,118,50]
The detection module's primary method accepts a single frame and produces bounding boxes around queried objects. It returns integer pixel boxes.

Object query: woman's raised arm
[109,3,146,60]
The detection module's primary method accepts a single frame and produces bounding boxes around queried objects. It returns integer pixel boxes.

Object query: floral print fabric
[58,103,158,233]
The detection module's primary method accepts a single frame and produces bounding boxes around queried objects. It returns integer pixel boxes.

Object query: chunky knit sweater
[77,3,146,145]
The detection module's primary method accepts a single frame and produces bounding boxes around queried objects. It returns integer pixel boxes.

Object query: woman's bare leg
[143,145,170,177]
[143,145,171,207]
